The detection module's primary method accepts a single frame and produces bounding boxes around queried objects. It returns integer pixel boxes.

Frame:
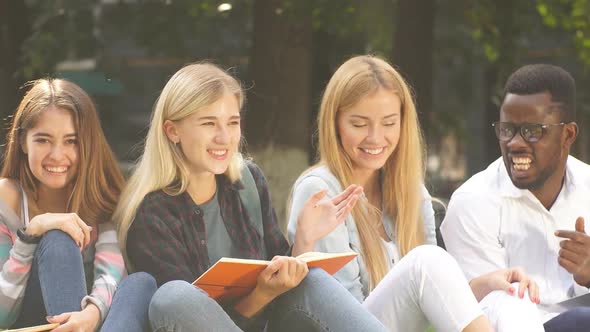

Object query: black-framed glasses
[492,122,566,143]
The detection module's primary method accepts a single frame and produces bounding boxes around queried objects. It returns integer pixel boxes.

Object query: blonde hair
[316,55,426,289]
[1,78,124,225]
[114,62,244,257]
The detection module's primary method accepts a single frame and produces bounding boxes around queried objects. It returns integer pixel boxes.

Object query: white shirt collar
[497,155,579,201]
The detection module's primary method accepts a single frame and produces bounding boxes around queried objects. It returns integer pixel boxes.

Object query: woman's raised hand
[293,184,363,255]
[26,213,92,249]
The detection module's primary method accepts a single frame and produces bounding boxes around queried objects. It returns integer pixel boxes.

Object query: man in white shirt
[442,64,590,332]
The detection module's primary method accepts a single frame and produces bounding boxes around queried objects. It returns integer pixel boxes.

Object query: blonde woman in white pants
[287,55,542,332]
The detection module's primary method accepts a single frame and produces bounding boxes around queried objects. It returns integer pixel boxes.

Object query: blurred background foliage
[2,0,590,227]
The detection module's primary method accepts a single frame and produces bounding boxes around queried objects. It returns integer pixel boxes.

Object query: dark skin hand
[555,217,590,287]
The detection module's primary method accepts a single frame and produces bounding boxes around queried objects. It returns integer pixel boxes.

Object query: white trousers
[479,283,545,332]
[362,245,484,332]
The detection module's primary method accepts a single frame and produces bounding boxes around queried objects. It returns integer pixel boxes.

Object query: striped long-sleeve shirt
[0,197,125,328]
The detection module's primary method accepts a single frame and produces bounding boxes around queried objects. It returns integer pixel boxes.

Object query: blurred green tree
[0,0,30,128]
[537,0,590,66]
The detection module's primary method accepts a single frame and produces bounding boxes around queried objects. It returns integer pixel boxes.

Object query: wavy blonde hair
[114,63,244,257]
[317,55,426,289]
[1,78,124,225]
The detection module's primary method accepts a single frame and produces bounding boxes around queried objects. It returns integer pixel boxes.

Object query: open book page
[296,251,355,260]
[295,252,358,275]
[545,293,590,314]
[1,323,59,332]
[193,252,357,303]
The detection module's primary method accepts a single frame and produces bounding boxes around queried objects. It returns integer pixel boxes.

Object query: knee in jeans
[42,229,73,240]
[302,268,330,285]
[124,272,157,292]
[291,268,332,294]
[150,280,207,320]
[150,280,191,313]
[36,230,79,259]
[40,229,76,246]
[271,268,332,304]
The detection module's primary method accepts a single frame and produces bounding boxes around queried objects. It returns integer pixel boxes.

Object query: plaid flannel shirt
[127,163,290,331]
[126,162,289,287]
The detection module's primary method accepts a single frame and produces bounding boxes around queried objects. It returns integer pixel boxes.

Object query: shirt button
[200,240,205,245]
[195,209,201,215]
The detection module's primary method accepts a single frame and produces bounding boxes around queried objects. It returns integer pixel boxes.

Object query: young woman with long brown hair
[0,78,156,331]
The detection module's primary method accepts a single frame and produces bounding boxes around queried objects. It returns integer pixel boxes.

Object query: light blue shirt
[287,165,436,302]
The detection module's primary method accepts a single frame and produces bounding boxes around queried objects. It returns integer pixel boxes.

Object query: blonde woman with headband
[114,62,391,332]
[287,55,542,331]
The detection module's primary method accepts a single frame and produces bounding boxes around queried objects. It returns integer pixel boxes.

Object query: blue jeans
[12,230,156,331]
[544,307,590,332]
[149,268,388,332]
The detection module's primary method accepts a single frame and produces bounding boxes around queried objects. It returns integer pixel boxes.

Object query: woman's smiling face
[23,106,79,192]
[337,88,401,174]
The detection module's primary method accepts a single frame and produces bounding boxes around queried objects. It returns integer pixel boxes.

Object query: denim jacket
[287,165,436,301]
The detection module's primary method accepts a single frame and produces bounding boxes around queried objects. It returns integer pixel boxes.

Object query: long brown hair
[317,55,426,289]
[1,78,124,225]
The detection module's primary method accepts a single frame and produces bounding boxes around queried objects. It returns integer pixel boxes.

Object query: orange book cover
[193,252,357,303]
[2,323,59,332]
